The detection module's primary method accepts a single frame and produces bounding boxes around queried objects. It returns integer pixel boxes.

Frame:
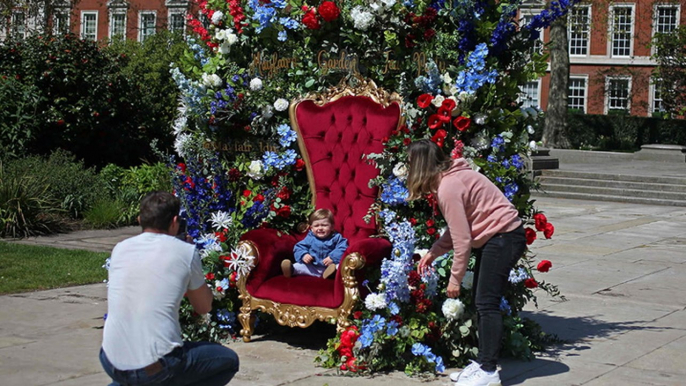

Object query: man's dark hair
[139,191,181,231]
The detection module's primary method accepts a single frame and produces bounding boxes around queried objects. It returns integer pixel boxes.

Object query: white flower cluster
[215,29,238,54]
[350,6,374,30]
[364,292,388,311]
[249,78,263,91]
[508,267,529,284]
[198,233,223,259]
[210,211,232,231]
[442,298,465,321]
[247,160,264,179]
[211,10,224,24]
[392,162,408,180]
[227,245,256,279]
[174,133,192,159]
[201,73,222,88]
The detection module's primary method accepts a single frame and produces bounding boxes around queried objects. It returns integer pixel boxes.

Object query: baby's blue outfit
[292,231,348,277]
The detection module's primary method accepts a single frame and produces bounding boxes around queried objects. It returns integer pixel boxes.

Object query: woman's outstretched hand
[447,283,461,298]
[417,251,437,275]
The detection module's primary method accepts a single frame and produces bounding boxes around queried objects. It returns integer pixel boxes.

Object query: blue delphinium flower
[380,176,409,206]
[217,309,236,330]
[358,331,374,348]
[415,61,443,94]
[411,343,428,356]
[279,17,299,30]
[491,135,506,152]
[455,43,499,94]
[510,154,524,169]
[500,297,512,315]
[509,267,529,283]
[277,30,287,41]
[504,182,519,201]
[501,158,511,169]
[386,320,399,336]
[263,151,279,168]
[487,154,498,163]
[388,302,400,315]
[276,124,297,147]
[525,0,580,40]
[435,356,445,373]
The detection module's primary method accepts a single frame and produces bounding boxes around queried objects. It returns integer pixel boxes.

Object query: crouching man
[100,191,239,386]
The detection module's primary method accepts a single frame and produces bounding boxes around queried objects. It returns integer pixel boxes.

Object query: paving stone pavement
[1,196,686,386]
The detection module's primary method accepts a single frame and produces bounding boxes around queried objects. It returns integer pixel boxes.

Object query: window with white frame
[650,79,665,114]
[81,11,98,41]
[568,77,587,113]
[11,11,26,39]
[568,5,590,56]
[519,80,541,109]
[139,12,156,42]
[53,10,70,35]
[653,5,679,55]
[168,10,186,33]
[110,11,126,40]
[606,76,631,112]
[610,5,634,57]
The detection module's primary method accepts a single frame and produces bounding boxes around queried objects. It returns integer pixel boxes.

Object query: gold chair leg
[238,307,254,342]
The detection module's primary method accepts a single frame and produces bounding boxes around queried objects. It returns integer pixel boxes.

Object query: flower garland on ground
[170,0,576,372]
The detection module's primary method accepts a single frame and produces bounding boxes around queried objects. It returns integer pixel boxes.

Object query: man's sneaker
[454,365,501,386]
[281,260,293,278]
[449,360,481,382]
[322,264,336,279]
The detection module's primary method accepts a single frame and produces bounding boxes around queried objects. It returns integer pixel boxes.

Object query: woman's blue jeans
[100,342,239,386]
[472,224,527,372]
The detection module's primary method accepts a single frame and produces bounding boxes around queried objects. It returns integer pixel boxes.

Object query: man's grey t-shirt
[102,232,205,370]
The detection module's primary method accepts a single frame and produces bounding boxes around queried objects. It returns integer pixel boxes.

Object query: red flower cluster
[294,158,306,171]
[410,283,432,314]
[451,139,465,159]
[404,8,438,48]
[533,213,555,239]
[277,186,291,200]
[227,168,241,181]
[187,10,218,49]
[338,326,364,372]
[302,1,340,30]
[227,0,247,33]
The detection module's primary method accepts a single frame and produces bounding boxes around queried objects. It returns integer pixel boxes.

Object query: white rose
[226,33,238,46]
[247,160,264,179]
[527,125,535,134]
[273,98,289,112]
[529,141,538,151]
[431,94,445,107]
[218,41,231,55]
[442,72,453,84]
[211,11,224,25]
[364,292,387,311]
[392,162,408,180]
[442,298,465,321]
[202,73,222,88]
[250,78,263,91]
[215,29,226,40]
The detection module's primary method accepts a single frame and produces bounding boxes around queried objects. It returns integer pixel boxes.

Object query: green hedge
[563,113,686,151]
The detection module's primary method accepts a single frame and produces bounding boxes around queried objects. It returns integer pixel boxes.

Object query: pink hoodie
[428,158,521,287]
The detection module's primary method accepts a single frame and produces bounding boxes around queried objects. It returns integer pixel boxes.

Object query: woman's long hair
[406,139,452,201]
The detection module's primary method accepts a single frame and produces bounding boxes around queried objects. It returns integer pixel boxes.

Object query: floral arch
[171,0,575,374]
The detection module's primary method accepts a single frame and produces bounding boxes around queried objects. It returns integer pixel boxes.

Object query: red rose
[318,1,340,22]
[403,137,412,146]
[177,163,187,173]
[427,114,443,130]
[409,218,417,226]
[543,222,555,239]
[277,187,291,200]
[417,93,434,108]
[405,34,417,48]
[302,8,321,29]
[57,119,65,126]
[533,213,548,231]
[425,219,435,227]
[524,278,539,288]
[294,158,306,171]
[525,227,537,245]
[453,116,471,132]
[277,205,291,218]
[426,227,436,235]
[253,194,265,202]
[353,311,363,319]
[423,28,436,41]
[537,260,552,272]
[205,272,215,280]
[242,189,251,197]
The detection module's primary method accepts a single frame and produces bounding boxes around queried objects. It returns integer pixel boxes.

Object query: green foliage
[4,150,106,219]
[564,113,686,151]
[0,241,108,294]
[0,33,177,167]
[0,163,65,238]
[84,200,125,229]
[652,26,686,116]
[0,77,40,160]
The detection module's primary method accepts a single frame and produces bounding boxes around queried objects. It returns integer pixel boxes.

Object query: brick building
[520,0,686,117]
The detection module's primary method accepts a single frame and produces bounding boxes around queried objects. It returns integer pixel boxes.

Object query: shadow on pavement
[502,357,571,385]
[250,320,337,350]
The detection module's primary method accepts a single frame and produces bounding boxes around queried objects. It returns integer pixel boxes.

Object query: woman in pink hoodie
[407,139,526,386]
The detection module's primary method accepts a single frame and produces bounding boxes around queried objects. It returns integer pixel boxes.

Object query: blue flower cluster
[495,176,519,201]
[241,200,269,228]
[525,0,580,40]
[358,315,387,348]
[248,0,288,34]
[491,134,505,152]
[380,176,409,206]
[490,154,525,171]
[378,210,416,304]
[216,309,237,330]
[276,124,297,147]
[187,38,209,66]
[411,343,445,373]
[414,61,443,94]
[490,5,518,55]
[508,267,529,284]
[421,269,439,298]
[455,43,498,94]
[499,297,512,315]
[170,67,204,116]
[262,149,297,171]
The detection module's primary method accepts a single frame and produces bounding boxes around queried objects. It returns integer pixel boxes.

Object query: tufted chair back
[291,94,401,245]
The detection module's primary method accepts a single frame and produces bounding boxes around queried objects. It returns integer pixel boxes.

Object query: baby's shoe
[322,264,336,279]
[281,260,293,278]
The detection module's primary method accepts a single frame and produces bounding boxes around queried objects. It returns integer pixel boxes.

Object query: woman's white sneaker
[454,366,501,386]
[449,360,481,382]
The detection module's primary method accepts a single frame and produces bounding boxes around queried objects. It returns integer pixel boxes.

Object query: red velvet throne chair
[236,80,403,342]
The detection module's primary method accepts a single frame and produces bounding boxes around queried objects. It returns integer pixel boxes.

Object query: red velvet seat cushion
[296,96,401,245]
[252,275,337,308]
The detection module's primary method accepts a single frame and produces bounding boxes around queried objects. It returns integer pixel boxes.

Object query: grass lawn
[0,241,108,295]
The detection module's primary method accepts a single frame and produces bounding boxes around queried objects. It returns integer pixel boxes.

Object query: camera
[176,217,188,240]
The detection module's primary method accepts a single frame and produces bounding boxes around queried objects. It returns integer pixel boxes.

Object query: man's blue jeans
[100,342,239,386]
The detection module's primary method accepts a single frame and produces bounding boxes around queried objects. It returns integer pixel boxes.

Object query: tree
[543,16,572,148]
[652,26,686,116]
